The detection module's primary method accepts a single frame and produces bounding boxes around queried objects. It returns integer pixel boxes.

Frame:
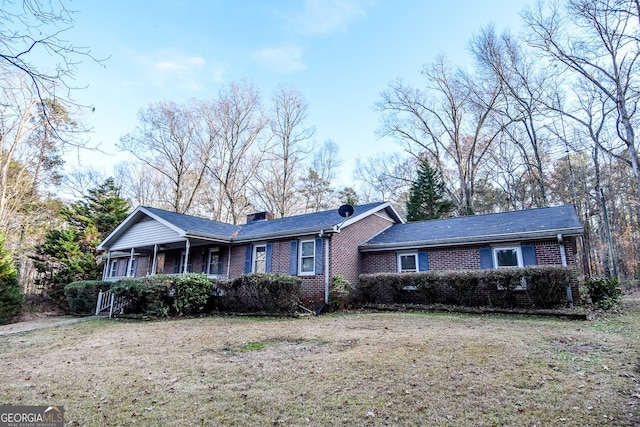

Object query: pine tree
[0,231,22,324]
[32,179,131,305]
[406,158,455,221]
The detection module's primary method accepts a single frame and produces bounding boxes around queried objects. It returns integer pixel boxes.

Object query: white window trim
[492,245,527,290]
[207,248,220,275]
[253,244,267,273]
[127,258,137,277]
[397,252,418,273]
[109,259,120,277]
[178,251,188,273]
[492,246,523,269]
[298,239,316,276]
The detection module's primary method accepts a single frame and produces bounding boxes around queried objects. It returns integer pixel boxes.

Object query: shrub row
[357,266,574,308]
[219,273,302,313]
[63,273,302,317]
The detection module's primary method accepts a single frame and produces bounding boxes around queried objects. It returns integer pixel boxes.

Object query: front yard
[1,295,639,426]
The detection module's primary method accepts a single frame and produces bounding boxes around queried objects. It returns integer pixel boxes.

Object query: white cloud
[289,0,368,36]
[253,45,306,74]
[138,51,215,91]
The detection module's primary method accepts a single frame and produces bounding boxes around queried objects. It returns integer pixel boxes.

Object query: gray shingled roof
[234,201,389,241]
[360,204,583,251]
[145,201,389,240]
[144,206,240,238]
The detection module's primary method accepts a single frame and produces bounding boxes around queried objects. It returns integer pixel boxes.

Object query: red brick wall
[361,240,579,273]
[361,252,396,274]
[428,246,482,270]
[228,239,328,306]
[331,213,395,286]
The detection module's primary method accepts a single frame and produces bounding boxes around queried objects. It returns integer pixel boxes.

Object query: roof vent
[246,211,275,223]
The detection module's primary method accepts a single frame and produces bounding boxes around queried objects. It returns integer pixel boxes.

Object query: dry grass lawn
[2,295,640,426]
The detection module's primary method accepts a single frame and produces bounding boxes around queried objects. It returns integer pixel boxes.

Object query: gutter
[231,225,341,244]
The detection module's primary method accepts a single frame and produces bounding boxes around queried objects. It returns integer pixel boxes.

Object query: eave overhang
[358,227,584,252]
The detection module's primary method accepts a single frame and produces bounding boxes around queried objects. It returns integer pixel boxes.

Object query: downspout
[316,229,336,315]
[227,244,232,279]
[151,244,158,276]
[324,232,330,304]
[558,233,574,307]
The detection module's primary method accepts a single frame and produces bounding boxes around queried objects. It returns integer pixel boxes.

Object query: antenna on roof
[338,204,354,219]
[336,204,355,231]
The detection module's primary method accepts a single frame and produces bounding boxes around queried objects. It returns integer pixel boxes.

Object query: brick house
[98,202,583,306]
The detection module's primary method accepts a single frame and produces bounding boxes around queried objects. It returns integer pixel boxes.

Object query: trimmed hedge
[220,273,302,313]
[111,275,176,316]
[357,266,574,309]
[173,274,213,315]
[110,274,218,317]
[63,280,111,315]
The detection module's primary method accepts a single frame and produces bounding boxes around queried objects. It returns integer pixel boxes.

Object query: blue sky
[64,0,533,186]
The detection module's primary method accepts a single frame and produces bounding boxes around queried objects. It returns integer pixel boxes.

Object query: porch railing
[95,290,128,318]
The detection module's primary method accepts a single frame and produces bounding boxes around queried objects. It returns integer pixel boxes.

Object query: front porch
[102,238,231,282]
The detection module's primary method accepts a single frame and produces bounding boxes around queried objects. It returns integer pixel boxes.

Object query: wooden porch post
[103,251,112,280]
[129,248,135,277]
[151,244,158,276]
[183,239,191,274]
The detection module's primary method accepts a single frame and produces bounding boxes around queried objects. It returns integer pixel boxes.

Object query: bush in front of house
[63,280,111,315]
[358,273,438,304]
[583,276,621,309]
[173,273,215,316]
[357,266,573,309]
[111,275,175,316]
[522,266,574,308]
[220,273,302,313]
[329,274,354,309]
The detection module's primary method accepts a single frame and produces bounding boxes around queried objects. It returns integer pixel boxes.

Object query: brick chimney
[246,211,275,223]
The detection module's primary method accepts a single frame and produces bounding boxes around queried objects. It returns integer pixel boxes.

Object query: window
[109,260,120,277]
[299,240,316,275]
[127,258,138,277]
[397,253,418,273]
[492,246,526,290]
[178,252,192,273]
[207,248,221,275]
[493,246,523,268]
[253,244,266,273]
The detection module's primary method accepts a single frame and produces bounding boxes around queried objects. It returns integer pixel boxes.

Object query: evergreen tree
[0,231,22,324]
[32,179,131,305]
[406,158,455,221]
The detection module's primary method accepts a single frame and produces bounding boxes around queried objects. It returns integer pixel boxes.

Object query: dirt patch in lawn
[1,303,639,426]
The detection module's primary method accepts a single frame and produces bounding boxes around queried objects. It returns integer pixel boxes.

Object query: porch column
[129,248,135,277]
[183,239,191,274]
[103,251,112,281]
[151,244,158,276]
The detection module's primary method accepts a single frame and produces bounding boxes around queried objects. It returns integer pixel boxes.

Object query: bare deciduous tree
[204,81,268,224]
[118,100,214,214]
[300,140,341,212]
[354,152,414,216]
[524,0,640,196]
[377,56,505,215]
[0,0,100,113]
[252,85,314,217]
[471,25,559,207]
